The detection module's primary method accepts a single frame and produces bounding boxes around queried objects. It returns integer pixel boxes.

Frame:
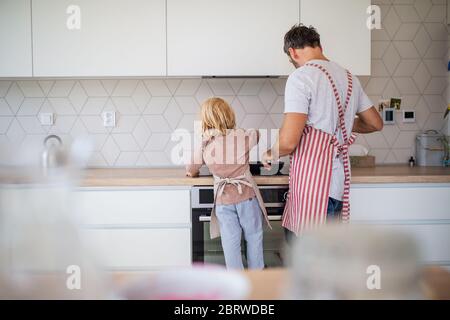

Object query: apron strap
[305,62,355,222]
[305,63,353,142]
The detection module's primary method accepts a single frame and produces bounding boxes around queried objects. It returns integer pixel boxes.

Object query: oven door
[192,207,286,268]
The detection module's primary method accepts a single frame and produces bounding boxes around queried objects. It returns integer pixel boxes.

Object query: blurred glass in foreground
[284,224,423,300]
[0,135,107,299]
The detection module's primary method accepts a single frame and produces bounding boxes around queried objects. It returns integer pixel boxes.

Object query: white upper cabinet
[301,0,371,75]
[0,0,32,77]
[167,0,299,76]
[32,0,166,77]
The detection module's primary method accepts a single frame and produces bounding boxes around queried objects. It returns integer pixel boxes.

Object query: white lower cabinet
[72,187,192,271]
[350,184,450,267]
[375,224,450,264]
[73,189,190,226]
[81,228,191,270]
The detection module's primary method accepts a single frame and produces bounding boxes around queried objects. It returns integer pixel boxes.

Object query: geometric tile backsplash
[360,0,449,164]
[0,0,448,167]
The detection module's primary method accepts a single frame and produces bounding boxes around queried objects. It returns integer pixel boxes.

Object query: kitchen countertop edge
[1,166,449,187]
[77,166,450,187]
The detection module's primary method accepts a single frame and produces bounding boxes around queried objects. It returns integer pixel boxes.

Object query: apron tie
[210,170,272,239]
[214,175,253,198]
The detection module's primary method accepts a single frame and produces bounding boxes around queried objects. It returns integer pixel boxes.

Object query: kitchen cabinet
[72,187,192,271]
[81,229,191,269]
[32,0,166,77]
[167,0,299,76]
[300,0,371,75]
[0,0,32,77]
[73,188,190,226]
[350,184,450,267]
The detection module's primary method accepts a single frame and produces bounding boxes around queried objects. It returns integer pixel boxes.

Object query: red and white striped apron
[282,63,356,235]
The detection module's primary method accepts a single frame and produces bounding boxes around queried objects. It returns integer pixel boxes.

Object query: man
[263,24,383,242]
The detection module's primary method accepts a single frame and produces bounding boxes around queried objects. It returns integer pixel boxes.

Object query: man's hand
[353,106,383,133]
[262,150,274,169]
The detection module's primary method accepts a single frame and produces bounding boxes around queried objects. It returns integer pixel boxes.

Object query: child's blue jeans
[215,197,264,270]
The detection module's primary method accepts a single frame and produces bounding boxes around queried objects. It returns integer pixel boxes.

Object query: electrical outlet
[39,113,54,126]
[102,111,116,127]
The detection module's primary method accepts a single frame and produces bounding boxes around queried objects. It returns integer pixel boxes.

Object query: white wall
[0,0,447,167]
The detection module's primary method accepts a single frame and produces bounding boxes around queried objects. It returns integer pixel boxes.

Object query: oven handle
[199,215,283,222]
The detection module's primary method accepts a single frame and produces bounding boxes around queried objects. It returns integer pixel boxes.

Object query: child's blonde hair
[200,97,236,136]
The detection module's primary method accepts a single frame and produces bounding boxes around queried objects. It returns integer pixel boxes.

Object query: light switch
[402,110,416,123]
[102,111,116,127]
[382,108,395,125]
[39,113,54,126]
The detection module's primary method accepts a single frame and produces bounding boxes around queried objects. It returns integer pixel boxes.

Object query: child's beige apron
[210,169,272,239]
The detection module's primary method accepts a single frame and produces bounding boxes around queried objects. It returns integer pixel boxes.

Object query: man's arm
[262,113,308,167]
[352,106,383,133]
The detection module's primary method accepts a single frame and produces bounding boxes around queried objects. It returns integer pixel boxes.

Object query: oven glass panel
[260,188,288,204]
[199,189,214,204]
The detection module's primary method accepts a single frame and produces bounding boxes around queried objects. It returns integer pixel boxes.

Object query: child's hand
[262,150,273,170]
[186,171,199,178]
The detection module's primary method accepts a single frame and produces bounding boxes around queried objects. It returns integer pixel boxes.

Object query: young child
[186,97,270,270]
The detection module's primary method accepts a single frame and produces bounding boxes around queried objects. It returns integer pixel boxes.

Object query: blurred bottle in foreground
[0,135,107,299]
[285,224,423,300]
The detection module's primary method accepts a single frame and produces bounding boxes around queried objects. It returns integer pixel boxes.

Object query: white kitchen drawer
[81,228,191,269]
[72,189,191,226]
[368,224,450,264]
[350,184,450,222]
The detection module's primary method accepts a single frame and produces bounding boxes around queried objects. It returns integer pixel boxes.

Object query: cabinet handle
[199,216,211,222]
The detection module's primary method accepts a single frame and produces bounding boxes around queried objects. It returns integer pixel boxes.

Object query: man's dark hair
[283,24,321,55]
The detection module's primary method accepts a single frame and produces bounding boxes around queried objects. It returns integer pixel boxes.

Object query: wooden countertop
[244,267,450,300]
[1,165,449,187]
[243,267,450,300]
[78,165,450,187]
[112,266,450,300]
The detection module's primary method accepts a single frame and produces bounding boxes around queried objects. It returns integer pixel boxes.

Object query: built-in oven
[191,185,289,268]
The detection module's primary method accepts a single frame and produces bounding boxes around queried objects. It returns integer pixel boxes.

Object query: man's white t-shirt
[284,59,373,201]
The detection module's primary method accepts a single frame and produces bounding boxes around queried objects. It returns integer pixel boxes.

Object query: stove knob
[283,191,288,201]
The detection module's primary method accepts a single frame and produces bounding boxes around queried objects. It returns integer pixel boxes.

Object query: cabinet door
[167,0,299,76]
[32,0,166,76]
[81,228,191,269]
[301,0,371,75]
[73,188,191,226]
[0,0,32,76]
[350,184,450,222]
